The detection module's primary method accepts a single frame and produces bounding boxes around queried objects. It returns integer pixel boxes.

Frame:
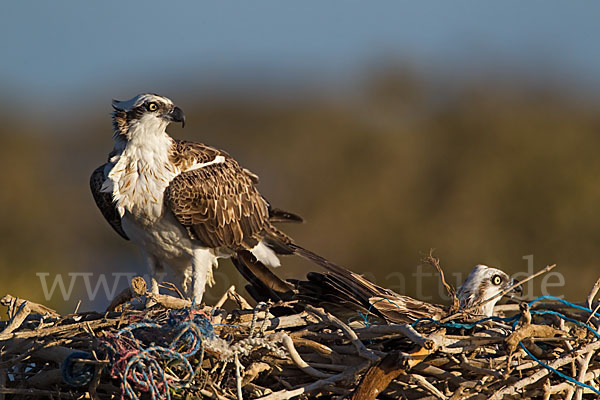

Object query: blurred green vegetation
[1,69,599,313]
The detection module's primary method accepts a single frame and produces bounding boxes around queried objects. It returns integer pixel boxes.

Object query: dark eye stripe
[125,101,161,120]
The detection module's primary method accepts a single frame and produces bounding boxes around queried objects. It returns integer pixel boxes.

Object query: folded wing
[90,164,129,240]
[165,141,273,250]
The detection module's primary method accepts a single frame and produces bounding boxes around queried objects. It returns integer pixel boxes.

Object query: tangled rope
[97,308,214,400]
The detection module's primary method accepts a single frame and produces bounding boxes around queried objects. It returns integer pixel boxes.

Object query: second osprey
[91,93,314,303]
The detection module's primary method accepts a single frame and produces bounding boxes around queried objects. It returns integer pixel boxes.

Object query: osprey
[91,93,327,303]
[259,263,521,323]
[456,264,520,316]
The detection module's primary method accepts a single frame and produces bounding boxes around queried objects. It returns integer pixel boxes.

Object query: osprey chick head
[111,93,185,138]
[457,264,521,316]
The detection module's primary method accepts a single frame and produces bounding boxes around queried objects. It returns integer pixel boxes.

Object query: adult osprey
[91,93,326,303]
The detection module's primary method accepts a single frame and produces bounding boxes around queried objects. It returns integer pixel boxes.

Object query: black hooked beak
[167,106,186,128]
[509,280,523,296]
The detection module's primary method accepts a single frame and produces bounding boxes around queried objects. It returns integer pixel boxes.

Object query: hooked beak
[166,106,186,128]
[509,280,523,296]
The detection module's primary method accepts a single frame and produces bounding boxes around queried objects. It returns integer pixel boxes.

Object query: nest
[1,269,600,400]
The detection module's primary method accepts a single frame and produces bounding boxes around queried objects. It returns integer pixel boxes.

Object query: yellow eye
[147,102,158,111]
[492,275,502,285]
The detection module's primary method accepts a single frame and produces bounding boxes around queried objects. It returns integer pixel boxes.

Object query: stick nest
[1,275,600,400]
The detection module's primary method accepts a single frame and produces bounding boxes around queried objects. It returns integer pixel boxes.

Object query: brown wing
[291,270,448,324]
[90,164,129,240]
[369,294,447,323]
[165,141,272,250]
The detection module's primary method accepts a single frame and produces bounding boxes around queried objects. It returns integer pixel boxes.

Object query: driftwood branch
[106,276,147,311]
[0,301,31,336]
[305,305,379,362]
[0,295,59,317]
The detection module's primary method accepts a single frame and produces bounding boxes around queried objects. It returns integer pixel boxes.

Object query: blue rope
[411,314,521,329]
[528,295,599,318]
[519,342,600,395]
[357,297,394,327]
[61,351,95,386]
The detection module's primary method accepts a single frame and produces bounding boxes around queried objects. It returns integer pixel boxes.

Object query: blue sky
[2,1,599,106]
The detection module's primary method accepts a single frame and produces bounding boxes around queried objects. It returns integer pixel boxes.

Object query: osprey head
[111,93,185,137]
[457,264,521,316]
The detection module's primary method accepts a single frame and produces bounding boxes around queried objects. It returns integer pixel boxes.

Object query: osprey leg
[190,248,218,304]
[145,254,163,295]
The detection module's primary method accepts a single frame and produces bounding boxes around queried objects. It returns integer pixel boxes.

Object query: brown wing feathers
[166,141,272,250]
[170,140,222,169]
